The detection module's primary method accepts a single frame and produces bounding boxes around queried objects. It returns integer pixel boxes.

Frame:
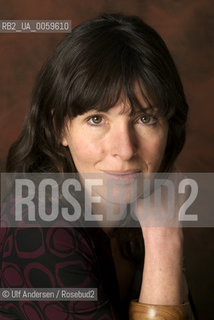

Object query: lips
[102,170,141,183]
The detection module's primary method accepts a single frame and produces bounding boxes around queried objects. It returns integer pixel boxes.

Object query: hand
[135,172,185,229]
[135,173,186,305]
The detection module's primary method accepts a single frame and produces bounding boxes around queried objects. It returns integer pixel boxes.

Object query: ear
[51,109,68,146]
[60,118,69,147]
[61,135,68,147]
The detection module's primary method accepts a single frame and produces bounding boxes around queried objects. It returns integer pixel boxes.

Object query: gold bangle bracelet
[129,300,191,320]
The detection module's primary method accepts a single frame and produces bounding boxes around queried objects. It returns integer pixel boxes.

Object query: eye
[87,115,104,126]
[136,114,157,125]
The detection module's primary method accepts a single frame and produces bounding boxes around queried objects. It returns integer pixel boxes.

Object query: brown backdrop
[0,0,214,318]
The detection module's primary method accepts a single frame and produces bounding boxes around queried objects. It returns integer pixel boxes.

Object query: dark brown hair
[5,14,189,266]
[6,13,188,173]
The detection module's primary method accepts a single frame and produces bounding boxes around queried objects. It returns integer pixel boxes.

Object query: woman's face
[62,94,168,204]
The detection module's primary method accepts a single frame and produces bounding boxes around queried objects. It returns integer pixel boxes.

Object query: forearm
[139,229,184,305]
[129,228,194,319]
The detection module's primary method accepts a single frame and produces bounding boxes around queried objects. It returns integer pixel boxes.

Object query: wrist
[143,227,183,253]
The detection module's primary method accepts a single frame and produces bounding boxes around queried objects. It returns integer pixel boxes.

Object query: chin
[97,180,144,204]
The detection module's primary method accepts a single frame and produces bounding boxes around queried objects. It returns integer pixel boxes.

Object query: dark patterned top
[0,223,138,320]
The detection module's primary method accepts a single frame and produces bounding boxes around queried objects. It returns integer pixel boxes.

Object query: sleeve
[0,227,120,320]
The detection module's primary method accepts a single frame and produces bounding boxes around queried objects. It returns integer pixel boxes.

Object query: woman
[0,13,196,319]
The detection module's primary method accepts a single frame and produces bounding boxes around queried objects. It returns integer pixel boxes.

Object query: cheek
[139,129,168,166]
[68,135,103,166]
[154,135,167,155]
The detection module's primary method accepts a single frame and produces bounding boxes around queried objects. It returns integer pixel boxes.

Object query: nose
[108,121,137,160]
